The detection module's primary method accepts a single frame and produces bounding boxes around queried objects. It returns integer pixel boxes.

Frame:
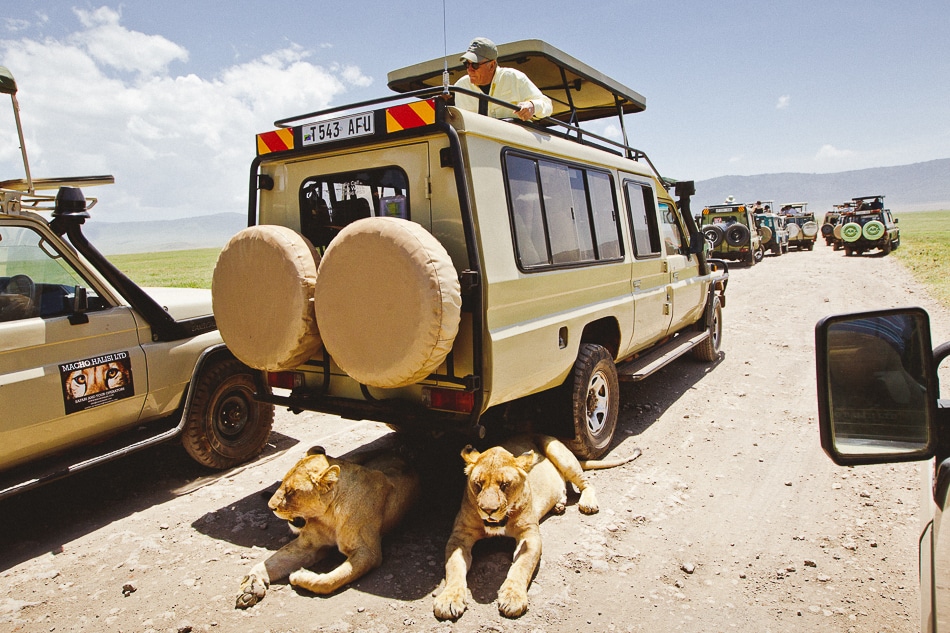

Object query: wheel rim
[585,370,611,436]
[214,391,251,439]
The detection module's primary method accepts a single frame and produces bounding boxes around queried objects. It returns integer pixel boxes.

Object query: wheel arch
[579,317,621,359]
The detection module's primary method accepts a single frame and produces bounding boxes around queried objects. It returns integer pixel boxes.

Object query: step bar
[616,330,710,382]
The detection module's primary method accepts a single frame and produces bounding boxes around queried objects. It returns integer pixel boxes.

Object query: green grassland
[892,209,950,308]
[110,248,220,289]
[111,210,950,309]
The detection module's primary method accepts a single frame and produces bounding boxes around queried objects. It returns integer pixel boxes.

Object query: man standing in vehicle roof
[453,37,553,121]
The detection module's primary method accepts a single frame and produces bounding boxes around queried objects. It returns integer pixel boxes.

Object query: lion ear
[460,445,480,465]
[516,450,540,472]
[313,464,341,492]
[307,446,327,456]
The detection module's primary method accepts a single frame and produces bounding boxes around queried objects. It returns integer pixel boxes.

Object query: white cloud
[815,144,856,160]
[729,155,744,164]
[776,95,790,109]
[74,7,188,75]
[0,8,373,222]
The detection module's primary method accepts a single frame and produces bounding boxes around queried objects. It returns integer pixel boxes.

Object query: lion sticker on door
[60,352,134,414]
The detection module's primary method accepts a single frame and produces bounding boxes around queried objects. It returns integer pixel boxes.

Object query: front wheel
[563,344,619,460]
[182,357,275,469]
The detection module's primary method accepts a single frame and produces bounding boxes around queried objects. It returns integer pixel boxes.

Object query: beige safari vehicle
[0,67,274,499]
[213,41,728,458]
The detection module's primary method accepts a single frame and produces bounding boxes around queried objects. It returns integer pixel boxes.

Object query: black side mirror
[68,285,89,325]
[816,307,937,465]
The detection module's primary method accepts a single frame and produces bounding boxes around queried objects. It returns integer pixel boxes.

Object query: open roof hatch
[387,39,646,137]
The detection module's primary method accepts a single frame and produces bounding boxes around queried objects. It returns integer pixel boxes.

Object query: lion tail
[579,447,642,470]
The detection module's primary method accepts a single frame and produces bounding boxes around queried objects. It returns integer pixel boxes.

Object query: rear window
[299,166,410,249]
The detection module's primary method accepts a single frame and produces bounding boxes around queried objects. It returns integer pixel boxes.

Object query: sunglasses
[463,59,493,70]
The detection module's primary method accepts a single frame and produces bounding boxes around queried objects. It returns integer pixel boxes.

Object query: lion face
[65,362,130,399]
[268,448,340,532]
[461,446,536,529]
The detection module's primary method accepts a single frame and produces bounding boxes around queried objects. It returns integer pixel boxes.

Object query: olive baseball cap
[460,37,497,64]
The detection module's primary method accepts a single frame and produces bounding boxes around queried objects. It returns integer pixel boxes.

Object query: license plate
[302,112,375,146]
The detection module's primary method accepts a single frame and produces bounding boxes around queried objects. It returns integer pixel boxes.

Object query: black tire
[182,357,275,469]
[563,344,619,460]
[725,223,750,247]
[703,225,725,248]
[693,296,722,362]
[882,239,891,255]
[753,246,764,263]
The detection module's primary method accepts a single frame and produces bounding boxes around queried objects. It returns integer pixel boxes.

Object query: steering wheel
[3,274,36,300]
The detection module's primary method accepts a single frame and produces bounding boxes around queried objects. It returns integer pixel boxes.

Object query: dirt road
[2,241,948,633]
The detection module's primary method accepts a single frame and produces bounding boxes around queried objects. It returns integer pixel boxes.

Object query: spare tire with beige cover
[212,225,323,372]
[314,216,462,389]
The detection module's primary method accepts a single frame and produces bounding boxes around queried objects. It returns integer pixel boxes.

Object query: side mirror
[816,307,938,465]
[68,286,90,325]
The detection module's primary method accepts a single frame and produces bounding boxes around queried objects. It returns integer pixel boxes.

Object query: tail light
[266,371,303,390]
[422,386,474,413]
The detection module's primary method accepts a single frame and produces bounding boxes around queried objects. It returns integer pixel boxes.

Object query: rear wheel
[692,296,722,362]
[563,344,619,460]
[182,358,274,469]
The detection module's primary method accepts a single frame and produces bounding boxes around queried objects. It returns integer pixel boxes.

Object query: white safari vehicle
[213,41,728,458]
[0,67,274,499]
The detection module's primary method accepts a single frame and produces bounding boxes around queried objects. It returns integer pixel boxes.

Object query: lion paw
[433,586,468,620]
[235,574,267,609]
[577,488,599,515]
[497,580,528,618]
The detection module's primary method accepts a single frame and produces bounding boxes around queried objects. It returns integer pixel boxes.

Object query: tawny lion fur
[236,445,419,608]
[433,434,641,620]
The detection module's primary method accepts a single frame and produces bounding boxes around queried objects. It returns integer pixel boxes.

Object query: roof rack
[273,40,668,186]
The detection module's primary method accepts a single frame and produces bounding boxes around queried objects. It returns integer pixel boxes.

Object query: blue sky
[1,1,947,221]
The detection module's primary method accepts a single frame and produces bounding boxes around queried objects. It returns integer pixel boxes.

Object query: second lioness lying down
[433,434,641,620]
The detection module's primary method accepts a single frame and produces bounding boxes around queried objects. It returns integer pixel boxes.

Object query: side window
[504,151,622,270]
[625,181,661,257]
[299,166,409,249]
[0,225,105,322]
[659,202,683,256]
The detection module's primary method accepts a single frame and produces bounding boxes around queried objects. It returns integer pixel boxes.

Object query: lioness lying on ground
[433,434,641,620]
[236,445,420,609]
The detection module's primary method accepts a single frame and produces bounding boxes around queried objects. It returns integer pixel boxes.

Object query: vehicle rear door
[0,223,147,469]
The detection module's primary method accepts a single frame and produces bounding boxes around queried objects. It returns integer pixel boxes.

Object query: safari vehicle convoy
[0,67,274,499]
[837,194,901,256]
[211,40,729,459]
[751,200,789,256]
[698,199,764,265]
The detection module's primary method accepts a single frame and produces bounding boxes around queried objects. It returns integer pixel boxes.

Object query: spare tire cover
[820,223,834,237]
[725,223,750,247]
[787,223,801,239]
[833,225,844,240]
[759,226,773,244]
[314,217,462,389]
[841,222,863,242]
[862,220,885,240]
[212,225,322,371]
[802,221,819,237]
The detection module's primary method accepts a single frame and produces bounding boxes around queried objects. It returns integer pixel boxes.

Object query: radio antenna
[441,0,450,93]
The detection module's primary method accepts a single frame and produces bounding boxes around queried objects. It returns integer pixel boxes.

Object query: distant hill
[84,212,246,255]
[693,158,950,214]
[81,158,950,254]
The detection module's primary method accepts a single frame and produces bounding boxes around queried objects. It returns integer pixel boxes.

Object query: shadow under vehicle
[211,40,728,460]
[816,307,950,630]
[0,66,274,500]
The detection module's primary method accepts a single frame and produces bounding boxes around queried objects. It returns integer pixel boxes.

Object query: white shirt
[454,66,553,120]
